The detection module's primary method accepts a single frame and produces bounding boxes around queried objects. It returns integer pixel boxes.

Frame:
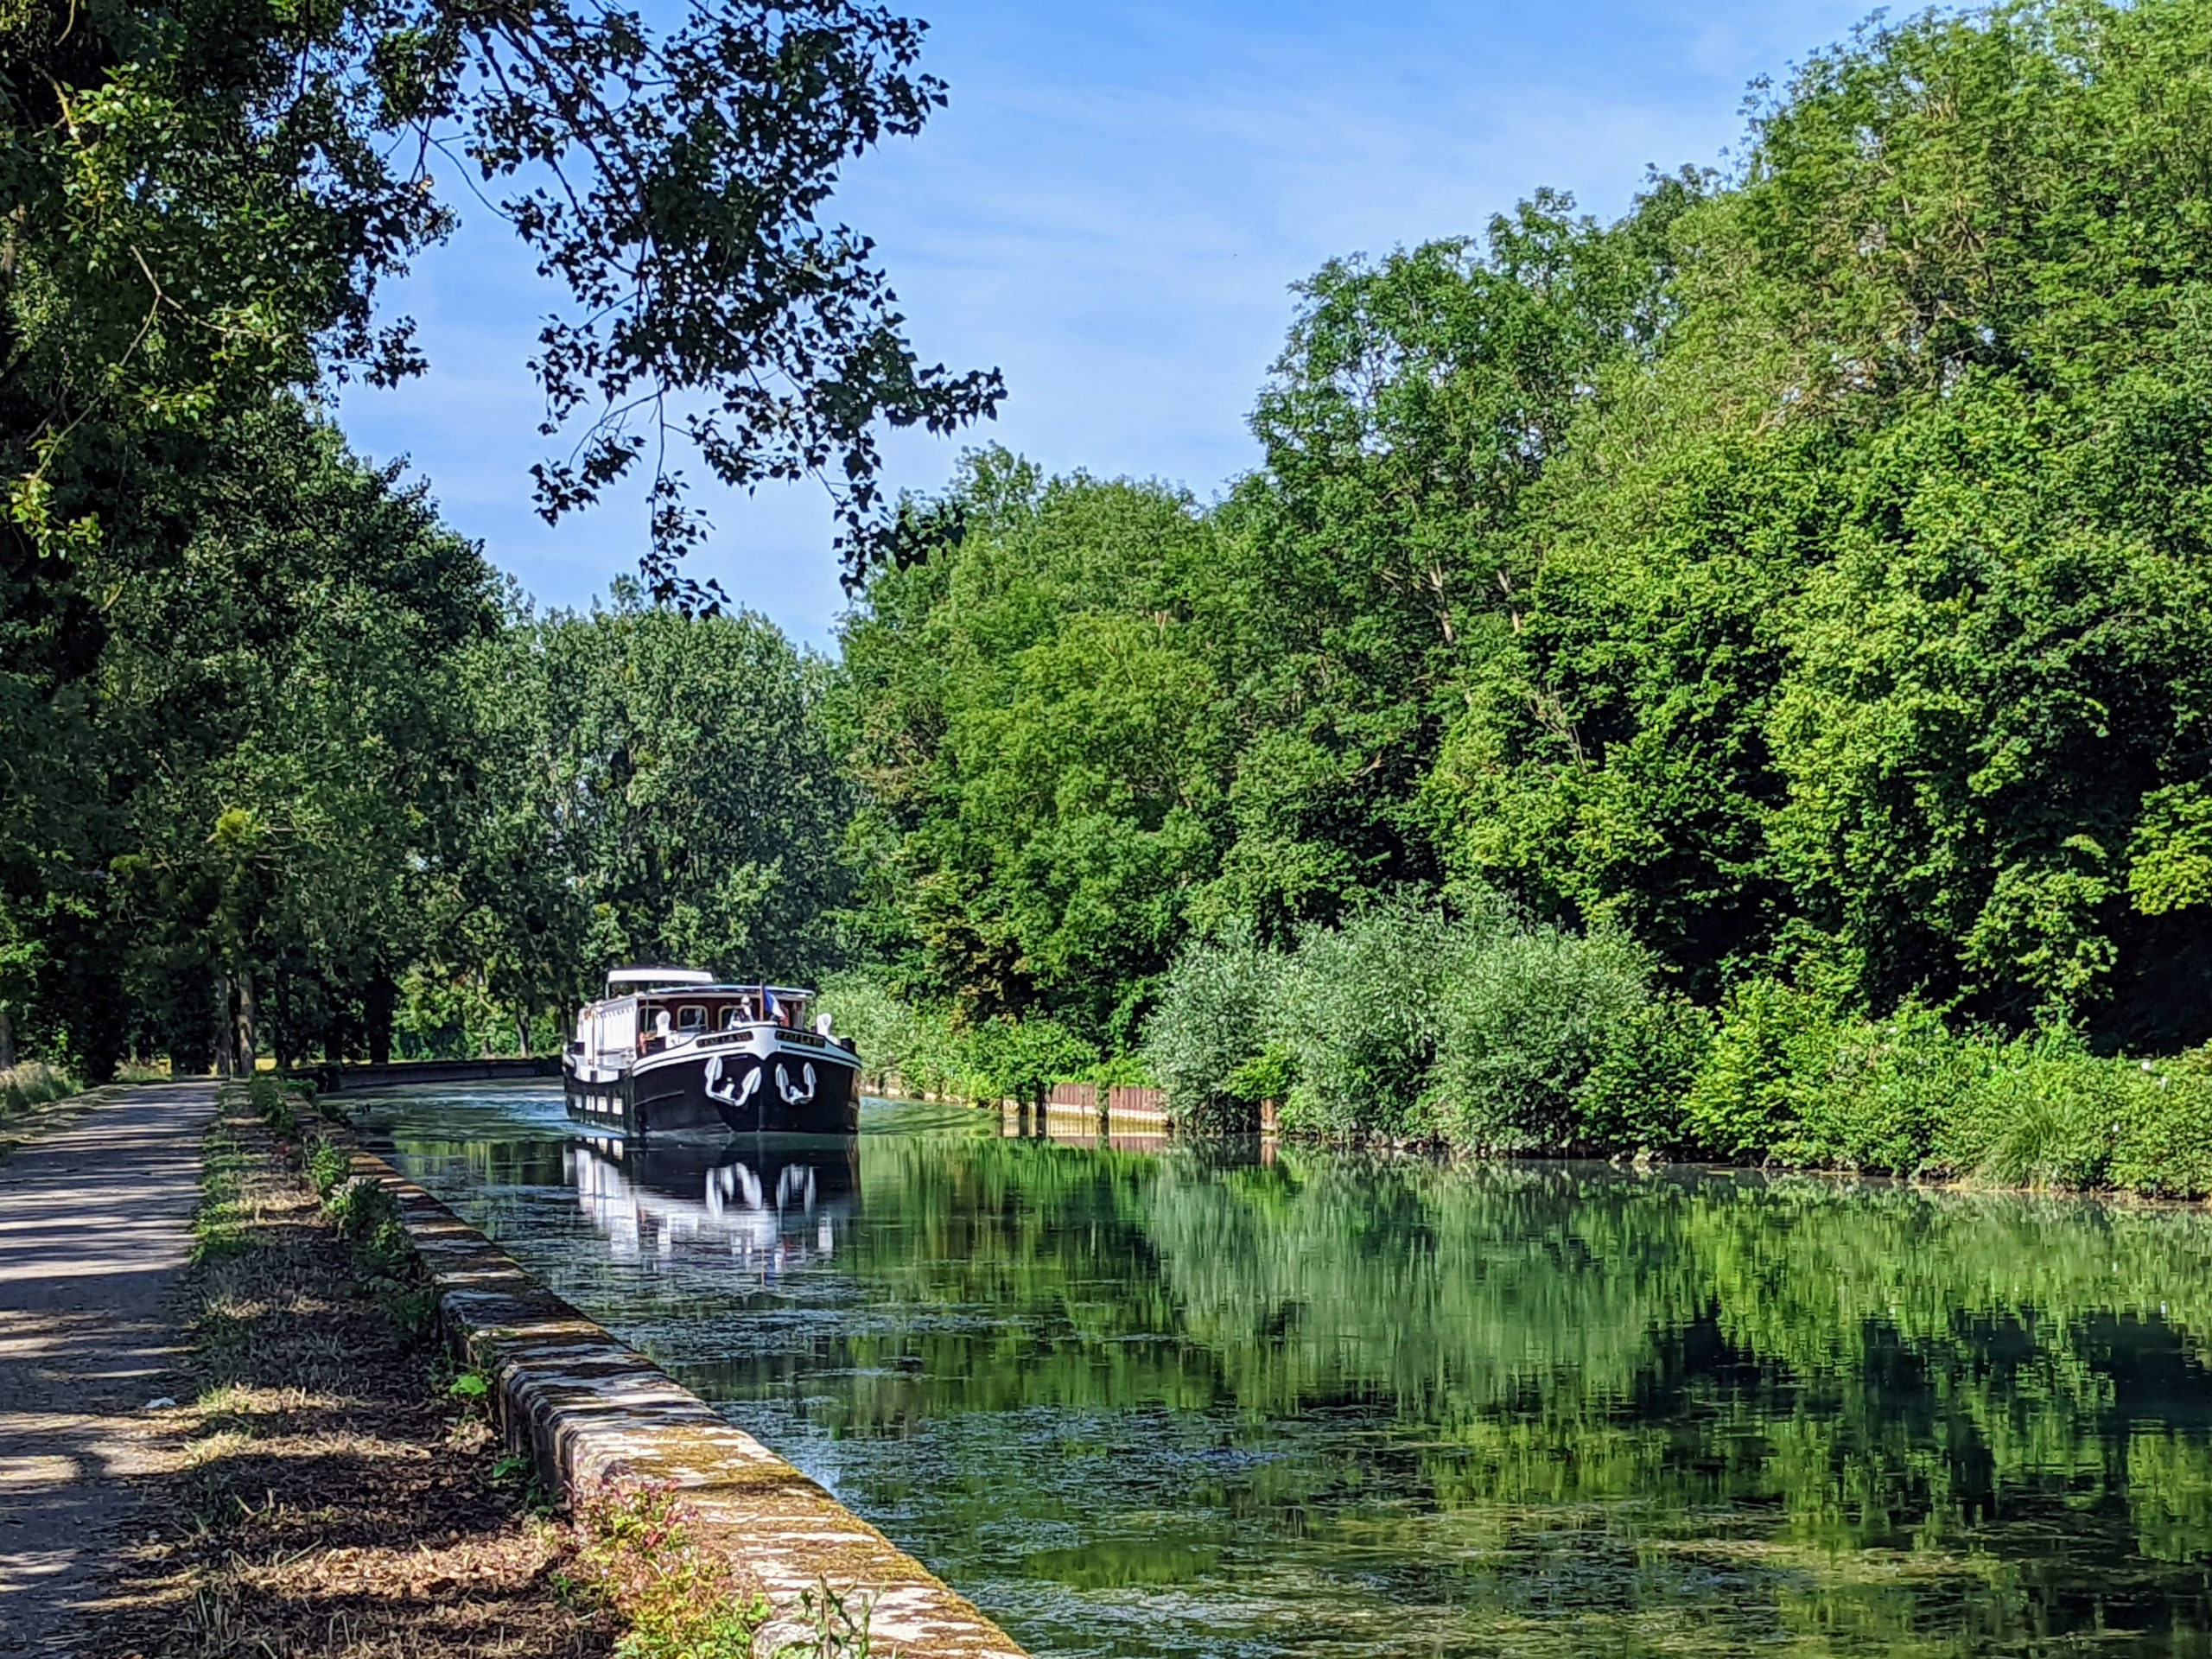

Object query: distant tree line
[1,402,851,1075]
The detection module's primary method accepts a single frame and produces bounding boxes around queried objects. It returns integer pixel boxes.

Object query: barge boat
[563,966,862,1137]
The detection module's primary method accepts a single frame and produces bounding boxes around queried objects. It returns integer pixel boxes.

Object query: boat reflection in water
[564,1135,859,1270]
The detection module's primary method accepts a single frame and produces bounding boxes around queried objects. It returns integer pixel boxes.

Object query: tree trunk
[272,969,294,1072]
[0,1007,13,1072]
[363,969,396,1066]
[237,969,257,1074]
[214,974,234,1077]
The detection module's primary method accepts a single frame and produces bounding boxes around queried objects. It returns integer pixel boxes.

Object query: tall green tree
[426,593,854,1049]
[836,452,1230,1043]
[1210,181,1702,933]
[52,398,499,1073]
[1432,0,2212,1040]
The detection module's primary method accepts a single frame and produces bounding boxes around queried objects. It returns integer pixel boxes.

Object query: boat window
[721,1007,743,1031]
[677,1005,705,1032]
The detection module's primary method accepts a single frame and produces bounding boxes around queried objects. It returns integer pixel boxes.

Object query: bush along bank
[818,972,1150,1107]
[1134,893,2212,1200]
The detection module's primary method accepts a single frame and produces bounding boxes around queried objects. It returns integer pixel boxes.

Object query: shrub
[1777,1003,1993,1173]
[325,1175,409,1260]
[1222,1046,1296,1113]
[308,1137,351,1200]
[1141,922,1288,1133]
[2107,1050,2212,1198]
[1428,921,1652,1151]
[1273,897,1471,1141]
[1573,995,1716,1155]
[816,972,920,1086]
[0,1060,80,1116]
[818,973,980,1100]
[958,1015,1098,1105]
[1932,1032,2138,1190]
[1678,979,1846,1160]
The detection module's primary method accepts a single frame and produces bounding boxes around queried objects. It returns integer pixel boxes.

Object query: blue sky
[331,0,1875,647]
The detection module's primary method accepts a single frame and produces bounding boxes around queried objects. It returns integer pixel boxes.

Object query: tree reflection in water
[380,1087,2212,1659]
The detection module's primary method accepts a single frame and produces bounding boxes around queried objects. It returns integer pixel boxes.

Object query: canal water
[363,1083,2212,1659]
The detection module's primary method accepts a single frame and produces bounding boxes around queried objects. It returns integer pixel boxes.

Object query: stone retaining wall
[343,1143,1029,1657]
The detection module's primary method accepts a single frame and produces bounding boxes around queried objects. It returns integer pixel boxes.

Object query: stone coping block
[346,1146,1030,1658]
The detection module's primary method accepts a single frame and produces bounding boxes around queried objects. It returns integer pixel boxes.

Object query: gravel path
[0,1082,213,1656]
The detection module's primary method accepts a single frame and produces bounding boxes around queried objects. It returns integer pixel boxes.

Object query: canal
[364,1082,2212,1659]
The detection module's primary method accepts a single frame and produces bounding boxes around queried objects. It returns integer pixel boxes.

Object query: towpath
[0,1082,213,1654]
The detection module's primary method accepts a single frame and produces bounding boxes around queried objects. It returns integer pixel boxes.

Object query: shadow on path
[0,1081,213,1655]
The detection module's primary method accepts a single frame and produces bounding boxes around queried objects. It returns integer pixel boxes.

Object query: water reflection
[566,1135,858,1268]
[370,1085,2212,1659]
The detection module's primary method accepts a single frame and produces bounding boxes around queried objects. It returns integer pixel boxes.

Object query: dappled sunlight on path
[0,1082,213,1654]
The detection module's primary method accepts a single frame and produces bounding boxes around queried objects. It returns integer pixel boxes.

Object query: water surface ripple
[365,1083,2212,1659]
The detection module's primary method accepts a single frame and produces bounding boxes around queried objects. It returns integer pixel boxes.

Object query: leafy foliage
[24,0,2212,1215]
[0,0,999,595]
[410,589,854,1055]
[0,0,992,1067]
[1141,923,1287,1132]
[839,0,2212,1154]
[834,454,1231,1044]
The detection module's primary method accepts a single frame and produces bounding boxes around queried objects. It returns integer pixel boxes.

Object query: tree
[1431,0,2212,1041]
[57,398,500,1072]
[0,0,1001,599]
[440,591,855,1030]
[1211,180,1703,935]
[836,452,1230,1044]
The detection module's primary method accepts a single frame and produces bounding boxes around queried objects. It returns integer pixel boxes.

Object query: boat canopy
[599,969,818,1003]
[605,965,717,993]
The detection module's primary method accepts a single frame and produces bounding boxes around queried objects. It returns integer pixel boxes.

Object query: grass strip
[92,1084,883,1659]
[87,1084,616,1658]
[189,1116,254,1263]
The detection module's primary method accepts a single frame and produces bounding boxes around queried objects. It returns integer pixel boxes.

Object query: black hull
[564,1039,861,1138]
